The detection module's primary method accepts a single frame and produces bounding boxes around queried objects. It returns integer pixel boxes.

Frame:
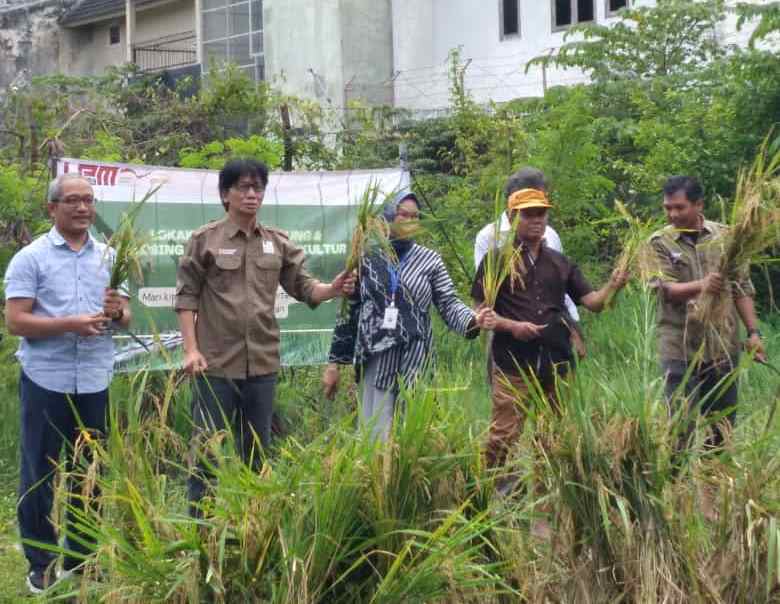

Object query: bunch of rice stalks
[344,181,396,275]
[341,182,397,315]
[603,200,664,308]
[480,190,526,308]
[693,141,780,329]
[104,185,159,292]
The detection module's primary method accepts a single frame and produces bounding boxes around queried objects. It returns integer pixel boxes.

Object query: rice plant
[26,291,780,602]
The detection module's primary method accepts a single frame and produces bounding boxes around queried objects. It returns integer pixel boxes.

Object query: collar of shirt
[224,215,262,239]
[671,215,717,243]
[47,226,97,250]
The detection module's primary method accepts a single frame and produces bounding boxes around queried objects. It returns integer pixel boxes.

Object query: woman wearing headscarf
[322,190,493,441]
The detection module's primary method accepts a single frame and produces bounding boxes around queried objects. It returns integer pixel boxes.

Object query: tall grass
[11,292,780,602]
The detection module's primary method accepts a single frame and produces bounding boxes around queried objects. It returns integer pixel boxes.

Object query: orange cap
[507,188,553,211]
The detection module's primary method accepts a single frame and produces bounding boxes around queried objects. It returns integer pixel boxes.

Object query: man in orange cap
[472,185,628,474]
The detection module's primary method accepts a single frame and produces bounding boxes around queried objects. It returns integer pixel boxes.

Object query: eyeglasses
[233,183,265,195]
[56,195,95,207]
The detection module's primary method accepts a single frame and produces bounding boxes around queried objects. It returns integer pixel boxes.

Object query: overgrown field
[0,290,778,602]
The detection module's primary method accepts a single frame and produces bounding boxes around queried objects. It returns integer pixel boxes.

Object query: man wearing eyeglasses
[4,173,131,593]
[175,158,355,513]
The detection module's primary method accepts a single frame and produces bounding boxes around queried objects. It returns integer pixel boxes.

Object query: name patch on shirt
[218,248,238,255]
[263,240,275,254]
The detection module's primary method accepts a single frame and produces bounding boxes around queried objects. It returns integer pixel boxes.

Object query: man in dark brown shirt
[176,159,354,510]
[472,188,627,470]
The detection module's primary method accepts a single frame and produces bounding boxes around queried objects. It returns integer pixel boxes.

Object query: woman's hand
[322,363,341,400]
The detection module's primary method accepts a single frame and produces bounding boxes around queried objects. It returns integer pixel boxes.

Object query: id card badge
[262,240,275,254]
[381,305,399,330]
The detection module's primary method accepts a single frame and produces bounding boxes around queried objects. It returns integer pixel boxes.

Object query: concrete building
[387,0,770,113]
[59,0,198,77]
[0,0,773,112]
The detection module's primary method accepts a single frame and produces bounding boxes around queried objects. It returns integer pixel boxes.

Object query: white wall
[264,0,393,109]
[392,0,661,111]
[390,0,778,112]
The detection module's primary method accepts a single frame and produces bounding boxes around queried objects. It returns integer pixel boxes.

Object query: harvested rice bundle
[604,200,664,308]
[344,181,397,274]
[693,142,780,329]
[104,186,158,292]
[341,181,397,315]
[480,190,526,309]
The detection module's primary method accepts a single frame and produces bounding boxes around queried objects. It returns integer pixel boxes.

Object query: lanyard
[388,251,411,304]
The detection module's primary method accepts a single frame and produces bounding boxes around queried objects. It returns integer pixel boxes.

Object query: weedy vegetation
[3,290,776,603]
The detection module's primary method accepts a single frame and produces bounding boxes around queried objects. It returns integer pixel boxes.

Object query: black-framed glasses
[57,195,96,207]
[233,183,265,195]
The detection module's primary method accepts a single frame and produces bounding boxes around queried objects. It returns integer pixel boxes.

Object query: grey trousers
[361,355,398,442]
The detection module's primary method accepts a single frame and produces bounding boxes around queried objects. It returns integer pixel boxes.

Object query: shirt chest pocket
[210,255,242,290]
[255,254,282,291]
[668,251,695,281]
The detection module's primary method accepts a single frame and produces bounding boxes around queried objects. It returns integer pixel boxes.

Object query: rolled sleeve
[430,255,476,337]
[279,240,319,308]
[566,264,594,305]
[174,239,205,311]
[4,250,38,299]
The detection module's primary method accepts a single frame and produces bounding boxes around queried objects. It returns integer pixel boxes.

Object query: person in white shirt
[474,167,586,358]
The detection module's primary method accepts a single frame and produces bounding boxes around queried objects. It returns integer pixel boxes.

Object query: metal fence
[132,31,197,73]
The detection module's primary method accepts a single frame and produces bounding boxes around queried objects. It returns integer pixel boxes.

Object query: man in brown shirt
[651,176,765,450]
[472,188,627,470]
[175,159,354,509]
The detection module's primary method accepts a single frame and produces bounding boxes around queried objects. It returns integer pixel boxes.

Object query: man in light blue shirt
[4,173,130,593]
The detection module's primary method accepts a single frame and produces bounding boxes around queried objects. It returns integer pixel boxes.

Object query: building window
[201,0,264,80]
[553,0,595,29]
[500,0,520,38]
[606,0,629,15]
[109,23,120,45]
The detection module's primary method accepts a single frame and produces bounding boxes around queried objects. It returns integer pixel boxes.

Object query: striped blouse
[328,243,478,390]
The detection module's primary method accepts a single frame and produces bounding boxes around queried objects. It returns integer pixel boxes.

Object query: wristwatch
[748,328,762,338]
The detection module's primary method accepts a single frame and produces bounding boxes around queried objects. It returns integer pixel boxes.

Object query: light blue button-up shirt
[4,227,116,394]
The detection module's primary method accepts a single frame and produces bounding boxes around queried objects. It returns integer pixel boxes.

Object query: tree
[737,1,780,47]
[528,0,726,84]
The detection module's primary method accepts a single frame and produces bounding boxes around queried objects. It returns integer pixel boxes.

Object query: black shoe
[26,567,55,594]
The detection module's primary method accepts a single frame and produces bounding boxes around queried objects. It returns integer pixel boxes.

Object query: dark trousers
[18,370,108,573]
[662,358,739,450]
[188,373,276,505]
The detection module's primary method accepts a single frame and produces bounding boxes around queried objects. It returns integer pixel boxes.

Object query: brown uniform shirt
[472,243,593,374]
[175,215,320,379]
[650,219,755,363]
